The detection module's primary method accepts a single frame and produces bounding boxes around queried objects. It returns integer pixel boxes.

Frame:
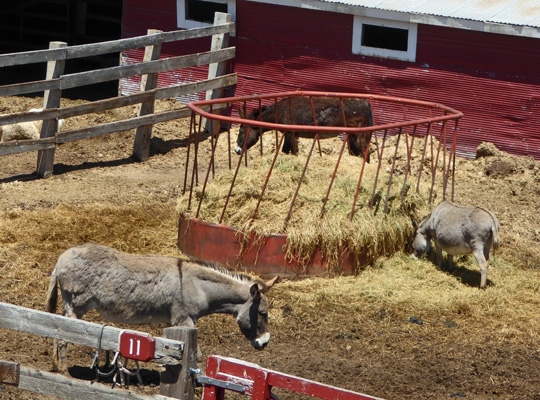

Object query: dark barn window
[185,0,228,24]
[362,24,408,51]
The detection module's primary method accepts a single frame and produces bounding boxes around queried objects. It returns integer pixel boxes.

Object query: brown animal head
[235,107,268,155]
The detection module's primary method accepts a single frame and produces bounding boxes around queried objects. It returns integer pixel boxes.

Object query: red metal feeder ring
[178,91,463,277]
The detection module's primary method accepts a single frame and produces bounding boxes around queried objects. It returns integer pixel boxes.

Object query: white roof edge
[409,15,540,38]
[245,0,540,39]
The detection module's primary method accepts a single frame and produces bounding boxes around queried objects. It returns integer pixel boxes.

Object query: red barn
[121,0,540,159]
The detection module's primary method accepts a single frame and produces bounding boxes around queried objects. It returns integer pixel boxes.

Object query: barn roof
[251,0,540,38]
[329,0,540,27]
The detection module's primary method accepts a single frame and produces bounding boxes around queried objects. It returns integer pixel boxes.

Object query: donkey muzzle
[252,332,270,350]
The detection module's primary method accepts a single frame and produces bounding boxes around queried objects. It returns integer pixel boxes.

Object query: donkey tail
[492,223,500,250]
[45,265,59,314]
[478,207,500,250]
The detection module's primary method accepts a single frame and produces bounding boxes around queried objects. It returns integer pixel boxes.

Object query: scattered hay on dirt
[2,95,540,400]
[0,200,183,308]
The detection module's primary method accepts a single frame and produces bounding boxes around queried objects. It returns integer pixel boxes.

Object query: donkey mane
[196,261,261,285]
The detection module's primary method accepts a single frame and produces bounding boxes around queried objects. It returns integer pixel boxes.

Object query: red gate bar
[201,355,386,400]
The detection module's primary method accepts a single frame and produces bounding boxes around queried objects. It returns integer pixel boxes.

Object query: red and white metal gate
[200,355,385,400]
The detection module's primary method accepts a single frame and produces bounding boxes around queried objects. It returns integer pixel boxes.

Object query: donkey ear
[410,215,417,229]
[250,283,261,300]
[239,108,245,119]
[260,276,279,293]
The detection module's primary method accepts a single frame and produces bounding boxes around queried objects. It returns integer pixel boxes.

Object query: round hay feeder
[177,91,463,277]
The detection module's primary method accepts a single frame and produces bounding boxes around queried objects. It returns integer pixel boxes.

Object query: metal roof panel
[317,0,540,28]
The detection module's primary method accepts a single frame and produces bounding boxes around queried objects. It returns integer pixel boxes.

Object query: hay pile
[178,132,441,272]
[0,200,182,309]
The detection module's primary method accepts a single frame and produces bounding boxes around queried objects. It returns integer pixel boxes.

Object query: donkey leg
[484,240,493,262]
[282,132,293,154]
[348,134,361,156]
[57,340,70,374]
[55,304,82,374]
[52,338,61,372]
[435,246,444,269]
[52,308,72,372]
[447,254,454,272]
[292,135,299,155]
[282,132,299,155]
[473,250,489,289]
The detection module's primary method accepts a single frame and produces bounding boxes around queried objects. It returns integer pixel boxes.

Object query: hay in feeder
[178,132,442,273]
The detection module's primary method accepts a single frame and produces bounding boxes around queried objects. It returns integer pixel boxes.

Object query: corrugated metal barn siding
[121,0,211,102]
[231,1,540,159]
[122,0,177,35]
[120,0,540,159]
[236,1,352,53]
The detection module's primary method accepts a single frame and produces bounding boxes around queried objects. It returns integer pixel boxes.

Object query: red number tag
[118,331,156,362]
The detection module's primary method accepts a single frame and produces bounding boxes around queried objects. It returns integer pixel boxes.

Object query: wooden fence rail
[0,361,173,400]
[0,12,236,178]
[0,302,183,365]
[0,74,235,127]
[0,301,198,399]
[0,48,234,98]
[0,23,235,68]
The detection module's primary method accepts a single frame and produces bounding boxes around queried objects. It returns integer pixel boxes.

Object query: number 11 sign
[119,330,156,362]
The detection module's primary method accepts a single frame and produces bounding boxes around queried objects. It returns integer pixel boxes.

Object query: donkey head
[235,276,278,350]
[411,215,432,258]
[235,107,267,155]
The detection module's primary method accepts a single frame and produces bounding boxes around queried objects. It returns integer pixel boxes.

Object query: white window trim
[177,0,236,29]
[352,16,417,62]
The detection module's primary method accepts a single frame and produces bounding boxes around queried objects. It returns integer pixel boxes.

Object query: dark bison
[235,97,373,161]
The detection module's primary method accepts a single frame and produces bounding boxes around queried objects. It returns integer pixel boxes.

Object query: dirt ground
[1,94,540,400]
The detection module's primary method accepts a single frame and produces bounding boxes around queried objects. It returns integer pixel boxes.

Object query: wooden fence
[0,300,385,400]
[0,301,198,400]
[0,12,236,178]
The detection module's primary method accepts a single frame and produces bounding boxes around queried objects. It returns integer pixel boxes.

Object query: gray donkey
[412,201,500,289]
[46,242,278,372]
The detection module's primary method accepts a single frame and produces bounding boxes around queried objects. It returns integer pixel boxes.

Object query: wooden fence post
[36,41,66,178]
[133,29,163,162]
[204,12,232,137]
[160,327,198,400]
